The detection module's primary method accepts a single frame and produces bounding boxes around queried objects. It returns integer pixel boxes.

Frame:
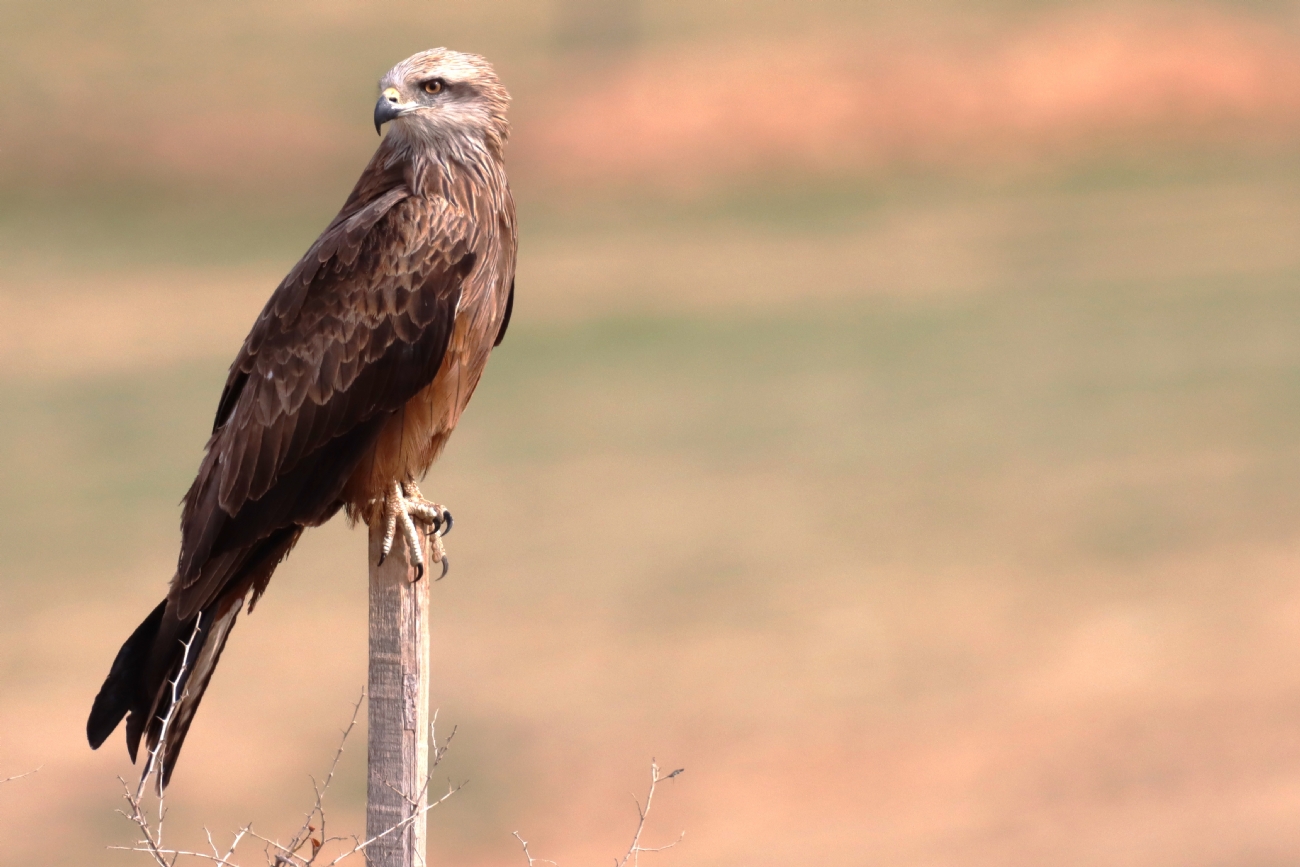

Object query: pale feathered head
[373,49,510,157]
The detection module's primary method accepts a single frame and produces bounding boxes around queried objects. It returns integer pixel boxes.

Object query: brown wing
[494,277,514,347]
[172,190,479,619]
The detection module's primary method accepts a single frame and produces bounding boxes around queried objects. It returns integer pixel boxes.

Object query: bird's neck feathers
[385,118,505,169]
[380,131,507,205]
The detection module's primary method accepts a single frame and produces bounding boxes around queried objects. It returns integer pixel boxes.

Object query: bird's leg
[401,480,452,578]
[376,481,451,581]
[402,481,452,536]
[378,482,425,578]
[379,485,402,563]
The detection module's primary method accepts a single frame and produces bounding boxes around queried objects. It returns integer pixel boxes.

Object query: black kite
[87,48,517,786]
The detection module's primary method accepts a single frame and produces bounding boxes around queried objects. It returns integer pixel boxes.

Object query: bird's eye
[422,79,444,95]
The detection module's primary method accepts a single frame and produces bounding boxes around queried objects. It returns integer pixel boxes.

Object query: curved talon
[378,486,401,567]
[378,481,452,581]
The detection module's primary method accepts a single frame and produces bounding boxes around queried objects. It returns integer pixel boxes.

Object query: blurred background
[5,0,1300,864]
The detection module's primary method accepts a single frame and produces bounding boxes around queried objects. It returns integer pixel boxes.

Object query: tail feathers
[143,598,245,788]
[88,524,305,787]
[87,599,167,750]
[87,596,245,787]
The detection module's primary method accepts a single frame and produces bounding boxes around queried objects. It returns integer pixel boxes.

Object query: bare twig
[513,832,558,867]
[291,709,460,867]
[139,621,203,800]
[112,619,204,866]
[513,760,685,867]
[112,691,465,866]
[0,767,40,784]
[310,778,462,867]
[616,761,685,867]
[274,690,367,864]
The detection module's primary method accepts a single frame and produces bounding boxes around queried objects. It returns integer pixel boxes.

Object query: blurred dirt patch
[521,6,1300,190]
[8,5,1300,199]
[0,267,277,379]
[6,6,1300,865]
[9,173,1300,383]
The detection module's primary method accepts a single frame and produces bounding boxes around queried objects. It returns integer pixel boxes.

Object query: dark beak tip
[373,97,401,136]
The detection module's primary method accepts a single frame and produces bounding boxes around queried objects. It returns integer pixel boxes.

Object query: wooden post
[367,521,431,867]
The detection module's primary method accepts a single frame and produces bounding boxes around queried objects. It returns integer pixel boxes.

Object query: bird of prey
[87,48,517,786]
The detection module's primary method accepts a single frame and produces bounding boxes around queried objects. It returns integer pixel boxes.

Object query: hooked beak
[374,87,405,135]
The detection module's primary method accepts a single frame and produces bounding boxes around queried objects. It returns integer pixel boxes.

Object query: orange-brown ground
[523,7,1300,189]
[6,167,1300,863]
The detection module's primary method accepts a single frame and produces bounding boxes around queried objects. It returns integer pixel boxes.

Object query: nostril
[387,95,398,103]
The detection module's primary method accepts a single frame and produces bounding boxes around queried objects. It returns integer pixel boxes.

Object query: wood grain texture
[367,519,431,867]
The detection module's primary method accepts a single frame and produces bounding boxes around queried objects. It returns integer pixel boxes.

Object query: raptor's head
[373,48,510,153]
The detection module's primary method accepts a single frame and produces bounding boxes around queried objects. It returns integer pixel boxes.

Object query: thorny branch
[513,760,685,867]
[116,619,203,866]
[112,687,463,866]
[110,651,681,867]
[140,621,203,800]
[0,768,40,784]
[512,832,558,867]
[616,761,685,867]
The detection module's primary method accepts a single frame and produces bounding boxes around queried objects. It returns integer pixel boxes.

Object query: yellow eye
[423,79,444,95]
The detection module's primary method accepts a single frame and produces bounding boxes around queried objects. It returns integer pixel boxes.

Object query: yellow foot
[378,481,452,581]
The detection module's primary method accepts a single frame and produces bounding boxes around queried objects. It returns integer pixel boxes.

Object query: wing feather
[494,277,514,347]
[175,186,474,613]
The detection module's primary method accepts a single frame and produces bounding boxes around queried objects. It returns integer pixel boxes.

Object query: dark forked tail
[86,593,246,787]
[87,525,303,787]
[86,599,166,755]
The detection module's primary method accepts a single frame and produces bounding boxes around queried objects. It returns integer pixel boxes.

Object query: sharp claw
[377,552,387,566]
[379,482,452,581]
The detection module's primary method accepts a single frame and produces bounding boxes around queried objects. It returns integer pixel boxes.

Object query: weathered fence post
[366,521,432,866]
